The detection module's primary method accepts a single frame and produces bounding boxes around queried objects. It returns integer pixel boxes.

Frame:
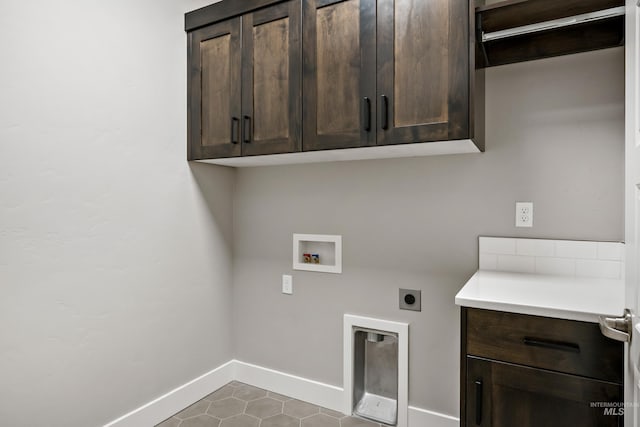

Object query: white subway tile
[479,254,498,271]
[497,255,535,273]
[535,257,575,277]
[575,260,622,280]
[478,238,625,277]
[597,242,624,261]
[555,241,597,260]
[516,239,555,257]
[480,237,516,255]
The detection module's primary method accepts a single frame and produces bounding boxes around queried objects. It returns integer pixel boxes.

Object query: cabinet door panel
[188,19,241,160]
[252,18,290,142]
[377,0,469,145]
[317,1,359,135]
[303,0,376,151]
[393,0,448,126]
[202,35,231,146]
[466,357,622,427]
[242,0,301,156]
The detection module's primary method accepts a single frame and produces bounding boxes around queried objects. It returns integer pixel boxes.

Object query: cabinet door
[376,0,470,145]
[188,18,241,160]
[465,357,622,427]
[302,0,376,151]
[241,0,301,156]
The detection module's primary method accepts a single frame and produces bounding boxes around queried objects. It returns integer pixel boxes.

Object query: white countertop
[455,270,625,322]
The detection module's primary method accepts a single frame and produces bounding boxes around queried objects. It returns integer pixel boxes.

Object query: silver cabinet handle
[599,309,632,342]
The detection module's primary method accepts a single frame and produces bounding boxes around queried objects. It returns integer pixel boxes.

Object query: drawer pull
[230,117,239,144]
[475,379,483,425]
[243,115,252,143]
[523,337,580,353]
[381,95,389,130]
[363,97,371,132]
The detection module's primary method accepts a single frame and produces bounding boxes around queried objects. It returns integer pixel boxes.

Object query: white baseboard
[103,360,234,427]
[103,359,460,427]
[408,405,459,427]
[234,360,344,413]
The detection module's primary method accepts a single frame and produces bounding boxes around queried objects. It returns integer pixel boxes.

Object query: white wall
[232,47,625,417]
[0,1,232,426]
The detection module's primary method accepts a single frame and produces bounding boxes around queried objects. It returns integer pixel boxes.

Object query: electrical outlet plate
[515,202,533,228]
[399,289,421,311]
[282,275,293,295]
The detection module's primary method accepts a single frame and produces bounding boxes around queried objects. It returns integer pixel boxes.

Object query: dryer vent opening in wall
[344,315,409,427]
[353,328,399,425]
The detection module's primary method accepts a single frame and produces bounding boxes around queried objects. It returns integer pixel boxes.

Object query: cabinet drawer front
[466,308,623,383]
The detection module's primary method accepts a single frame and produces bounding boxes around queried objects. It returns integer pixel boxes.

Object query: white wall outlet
[282,274,293,295]
[515,202,533,228]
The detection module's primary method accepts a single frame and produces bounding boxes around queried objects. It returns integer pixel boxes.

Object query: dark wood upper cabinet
[186,0,482,163]
[303,0,476,150]
[376,0,472,145]
[302,0,376,151]
[242,0,301,156]
[187,0,301,161]
[188,18,241,160]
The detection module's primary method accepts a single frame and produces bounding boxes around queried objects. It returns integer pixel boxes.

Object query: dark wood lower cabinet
[461,308,624,427]
[466,357,623,427]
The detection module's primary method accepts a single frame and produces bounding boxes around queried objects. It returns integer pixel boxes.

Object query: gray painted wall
[232,47,625,416]
[0,1,233,426]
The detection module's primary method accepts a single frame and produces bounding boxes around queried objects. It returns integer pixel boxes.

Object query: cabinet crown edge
[185,0,290,32]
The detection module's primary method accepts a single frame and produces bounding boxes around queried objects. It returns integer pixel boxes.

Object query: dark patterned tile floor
[156,381,384,427]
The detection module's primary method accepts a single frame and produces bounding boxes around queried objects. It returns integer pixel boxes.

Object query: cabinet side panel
[201,35,232,146]
[253,17,290,141]
[188,31,196,160]
[393,0,449,126]
[460,307,468,426]
[316,0,361,135]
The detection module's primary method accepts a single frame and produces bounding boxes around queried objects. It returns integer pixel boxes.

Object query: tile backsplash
[479,237,624,280]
